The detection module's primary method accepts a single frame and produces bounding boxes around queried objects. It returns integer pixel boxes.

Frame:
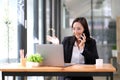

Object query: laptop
[36,44,74,67]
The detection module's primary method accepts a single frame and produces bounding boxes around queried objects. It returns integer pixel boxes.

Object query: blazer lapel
[68,36,76,62]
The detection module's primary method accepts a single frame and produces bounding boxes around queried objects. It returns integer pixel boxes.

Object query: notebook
[36,44,74,67]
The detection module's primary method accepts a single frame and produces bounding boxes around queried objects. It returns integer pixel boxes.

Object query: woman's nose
[74,29,78,33]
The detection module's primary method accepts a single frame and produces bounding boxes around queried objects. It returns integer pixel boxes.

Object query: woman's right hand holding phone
[79,33,86,49]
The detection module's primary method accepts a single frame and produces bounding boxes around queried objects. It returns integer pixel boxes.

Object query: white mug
[96,59,103,67]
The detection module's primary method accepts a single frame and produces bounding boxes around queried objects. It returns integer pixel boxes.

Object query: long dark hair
[71,17,90,38]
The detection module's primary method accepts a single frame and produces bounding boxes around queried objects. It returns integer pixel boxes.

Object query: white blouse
[71,42,85,64]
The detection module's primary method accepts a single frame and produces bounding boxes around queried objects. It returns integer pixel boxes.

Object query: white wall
[111,0,120,19]
[61,28,72,41]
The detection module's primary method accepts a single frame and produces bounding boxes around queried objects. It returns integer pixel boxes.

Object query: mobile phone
[80,33,84,40]
[80,35,83,40]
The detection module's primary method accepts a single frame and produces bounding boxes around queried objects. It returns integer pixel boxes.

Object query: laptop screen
[36,44,65,66]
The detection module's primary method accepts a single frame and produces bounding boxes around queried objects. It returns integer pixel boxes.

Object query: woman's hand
[46,35,59,44]
[79,33,86,49]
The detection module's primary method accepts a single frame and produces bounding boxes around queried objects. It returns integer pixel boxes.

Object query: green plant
[112,44,117,50]
[27,53,43,63]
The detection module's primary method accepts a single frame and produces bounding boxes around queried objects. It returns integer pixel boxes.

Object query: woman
[47,17,99,80]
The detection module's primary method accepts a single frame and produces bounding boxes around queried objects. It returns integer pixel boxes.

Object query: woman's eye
[77,28,81,30]
[72,28,75,30]
[73,27,81,30]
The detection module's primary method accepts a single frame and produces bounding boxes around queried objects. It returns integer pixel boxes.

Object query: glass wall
[62,0,117,63]
[0,0,119,80]
[0,0,117,64]
[27,0,34,55]
[0,0,18,63]
[26,0,117,64]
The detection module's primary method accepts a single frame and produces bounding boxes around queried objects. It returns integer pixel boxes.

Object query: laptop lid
[36,44,65,67]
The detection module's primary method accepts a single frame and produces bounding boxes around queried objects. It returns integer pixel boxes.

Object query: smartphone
[80,36,83,40]
[80,33,84,40]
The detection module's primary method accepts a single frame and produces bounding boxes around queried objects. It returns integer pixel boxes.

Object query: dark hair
[71,17,90,38]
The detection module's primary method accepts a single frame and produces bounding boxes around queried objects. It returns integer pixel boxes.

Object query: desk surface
[0,63,116,72]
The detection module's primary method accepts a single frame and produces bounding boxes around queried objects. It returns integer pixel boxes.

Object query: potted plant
[112,44,117,57]
[26,53,43,67]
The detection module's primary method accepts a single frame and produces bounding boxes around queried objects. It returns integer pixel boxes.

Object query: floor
[28,74,120,80]
[94,74,120,80]
[45,74,120,80]
[1,74,120,80]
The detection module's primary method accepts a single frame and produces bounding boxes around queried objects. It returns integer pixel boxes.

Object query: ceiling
[64,0,112,18]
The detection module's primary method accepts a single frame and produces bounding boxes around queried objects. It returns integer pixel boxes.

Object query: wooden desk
[0,63,116,80]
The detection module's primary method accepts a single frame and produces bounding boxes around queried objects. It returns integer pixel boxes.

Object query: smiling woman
[47,17,99,80]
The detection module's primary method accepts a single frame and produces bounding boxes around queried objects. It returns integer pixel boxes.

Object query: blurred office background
[0,0,120,80]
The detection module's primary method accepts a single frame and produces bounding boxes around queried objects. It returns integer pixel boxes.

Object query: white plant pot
[112,50,118,57]
[26,62,42,67]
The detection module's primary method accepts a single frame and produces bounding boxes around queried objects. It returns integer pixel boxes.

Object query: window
[0,0,18,63]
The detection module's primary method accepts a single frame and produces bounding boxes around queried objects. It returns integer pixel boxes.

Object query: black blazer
[61,36,99,80]
[62,36,99,64]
